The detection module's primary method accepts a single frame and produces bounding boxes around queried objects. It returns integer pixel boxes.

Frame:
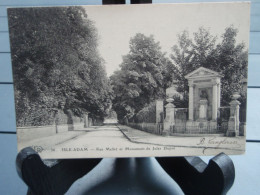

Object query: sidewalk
[117,125,245,152]
[18,130,87,151]
[18,125,126,153]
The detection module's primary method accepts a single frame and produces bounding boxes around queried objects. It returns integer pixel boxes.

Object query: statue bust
[200,89,208,100]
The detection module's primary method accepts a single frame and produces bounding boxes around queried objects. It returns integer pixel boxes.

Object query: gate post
[84,112,89,128]
[226,93,240,137]
[163,97,175,136]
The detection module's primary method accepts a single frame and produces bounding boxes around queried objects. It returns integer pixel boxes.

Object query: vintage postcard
[8,2,250,159]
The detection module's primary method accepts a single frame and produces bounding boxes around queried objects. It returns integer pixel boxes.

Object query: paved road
[20,125,156,159]
[19,125,245,159]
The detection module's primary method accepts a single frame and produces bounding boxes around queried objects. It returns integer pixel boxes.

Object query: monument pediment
[185,67,221,79]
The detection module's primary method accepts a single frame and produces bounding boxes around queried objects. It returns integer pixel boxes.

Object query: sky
[84,3,250,76]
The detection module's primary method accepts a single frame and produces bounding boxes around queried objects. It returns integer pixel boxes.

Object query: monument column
[212,79,218,121]
[217,82,221,108]
[188,81,194,121]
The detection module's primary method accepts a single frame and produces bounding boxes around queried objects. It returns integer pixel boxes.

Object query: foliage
[168,26,248,106]
[8,7,113,126]
[135,102,156,123]
[110,33,169,121]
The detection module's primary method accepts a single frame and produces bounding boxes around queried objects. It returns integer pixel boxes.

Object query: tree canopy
[8,7,113,126]
[111,27,248,122]
[110,33,169,121]
[168,26,248,106]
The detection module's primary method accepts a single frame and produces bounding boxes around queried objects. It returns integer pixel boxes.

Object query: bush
[135,102,156,123]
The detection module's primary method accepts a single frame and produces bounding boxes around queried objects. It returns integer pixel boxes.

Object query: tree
[169,26,247,107]
[8,7,113,126]
[110,33,168,121]
[214,26,248,105]
[168,30,193,101]
[192,27,217,69]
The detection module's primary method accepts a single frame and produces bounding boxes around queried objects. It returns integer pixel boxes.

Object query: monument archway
[185,67,222,123]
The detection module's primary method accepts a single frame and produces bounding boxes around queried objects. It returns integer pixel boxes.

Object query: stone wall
[17,125,56,142]
[17,122,85,142]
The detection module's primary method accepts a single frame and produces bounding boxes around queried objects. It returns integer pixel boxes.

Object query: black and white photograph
[8,2,250,159]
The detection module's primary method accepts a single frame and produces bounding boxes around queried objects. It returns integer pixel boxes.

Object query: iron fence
[240,107,246,123]
[218,107,230,122]
[128,122,163,135]
[171,123,224,134]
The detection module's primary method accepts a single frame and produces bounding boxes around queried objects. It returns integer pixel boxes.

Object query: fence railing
[128,122,163,135]
[171,123,225,134]
[240,107,246,123]
[127,105,236,136]
[128,121,226,135]
[175,108,188,122]
[218,107,230,122]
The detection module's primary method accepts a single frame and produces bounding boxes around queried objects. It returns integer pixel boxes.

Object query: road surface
[18,125,245,159]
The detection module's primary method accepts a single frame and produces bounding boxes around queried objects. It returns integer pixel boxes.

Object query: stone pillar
[217,82,221,108]
[188,81,194,121]
[84,112,89,128]
[227,93,241,137]
[212,81,218,121]
[163,99,175,136]
[199,99,208,120]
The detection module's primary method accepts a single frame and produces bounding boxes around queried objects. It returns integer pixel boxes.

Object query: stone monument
[199,99,208,120]
[184,67,222,132]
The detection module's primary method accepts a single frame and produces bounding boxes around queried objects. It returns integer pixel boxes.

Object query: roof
[184,67,222,79]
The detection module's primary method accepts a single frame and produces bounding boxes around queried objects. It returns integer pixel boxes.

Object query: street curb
[116,125,244,152]
[116,125,134,143]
